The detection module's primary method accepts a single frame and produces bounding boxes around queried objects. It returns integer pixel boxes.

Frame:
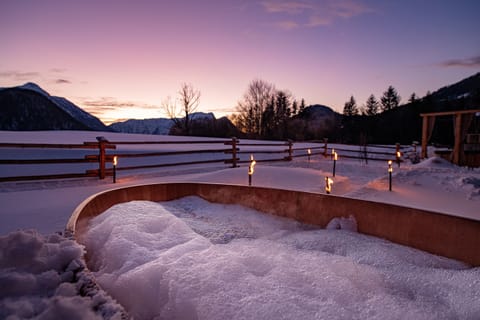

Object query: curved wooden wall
[67,183,480,266]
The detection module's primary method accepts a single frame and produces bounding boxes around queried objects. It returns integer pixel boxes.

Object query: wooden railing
[0,137,410,182]
[0,140,115,182]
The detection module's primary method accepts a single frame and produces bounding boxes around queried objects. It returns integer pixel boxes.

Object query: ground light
[248,154,256,186]
[333,152,338,177]
[113,156,118,183]
[388,160,393,191]
[325,176,333,194]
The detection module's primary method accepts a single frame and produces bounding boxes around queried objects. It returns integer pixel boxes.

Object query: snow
[1,130,480,319]
[0,230,126,319]
[81,197,480,320]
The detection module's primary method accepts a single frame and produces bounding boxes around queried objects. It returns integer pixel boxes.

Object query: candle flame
[325,177,333,194]
[249,155,256,175]
[113,156,118,166]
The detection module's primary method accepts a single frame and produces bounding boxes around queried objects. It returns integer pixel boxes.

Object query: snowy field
[1,130,479,319]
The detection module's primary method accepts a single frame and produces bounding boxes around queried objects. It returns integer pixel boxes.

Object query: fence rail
[0,137,409,182]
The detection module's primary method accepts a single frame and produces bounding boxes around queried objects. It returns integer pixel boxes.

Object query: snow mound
[82,197,479,320]
[326,215,357,232]
[415,156,455,168]
[0,230,126,320]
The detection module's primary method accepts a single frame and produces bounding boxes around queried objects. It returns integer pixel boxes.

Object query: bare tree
[236,79,275,136]
[162,83,201,135]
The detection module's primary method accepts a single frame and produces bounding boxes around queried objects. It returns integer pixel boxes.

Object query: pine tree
[343,95,358,116]
[261,97,275,138]
[381,86,401,111]
[408,93,417,104]
[299,98,306,114]
[291,100,298,116]
[365,94,379,116]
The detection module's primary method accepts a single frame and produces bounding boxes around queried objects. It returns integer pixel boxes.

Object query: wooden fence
[0,137,409,182]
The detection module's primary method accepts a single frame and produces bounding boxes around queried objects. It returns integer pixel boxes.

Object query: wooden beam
[421,115,429,158]
[452,113,463,165]
[420,109,480,117]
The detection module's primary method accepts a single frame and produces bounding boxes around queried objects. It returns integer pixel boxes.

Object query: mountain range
[0,83,109,131]
[0,83,238,137]
[0,72,478,142]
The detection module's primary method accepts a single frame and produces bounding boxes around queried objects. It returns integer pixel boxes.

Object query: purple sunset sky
[1,0,479,124]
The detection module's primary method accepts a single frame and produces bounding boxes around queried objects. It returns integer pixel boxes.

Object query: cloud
[0,70,40,81]
[55,79,71,84]
[260,0,373,29]
[439,55,480,68]
[50,68,67,73]
[82,97,136,108]
[329,0,372,18]
[80,97,158,109]
[261,1,313,14]
[275,20,300,30]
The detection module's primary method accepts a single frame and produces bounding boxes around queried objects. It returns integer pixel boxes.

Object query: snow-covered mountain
[109,112,217,135]
[0,83,110,131]
[109,118,174,135]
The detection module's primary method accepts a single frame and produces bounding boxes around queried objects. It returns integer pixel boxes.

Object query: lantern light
[333,152,338,177]
[113,156,118,183]
[388,160,393,191]
[307,148,311,162]
[325,177,333,194]
[248,154,256,186]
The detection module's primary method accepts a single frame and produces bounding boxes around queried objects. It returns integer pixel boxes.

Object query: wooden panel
[68,183,480,266]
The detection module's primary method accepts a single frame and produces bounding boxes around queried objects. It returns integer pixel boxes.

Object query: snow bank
[0,230,126,320]
[325,215,357,231]
[83,197,480,320]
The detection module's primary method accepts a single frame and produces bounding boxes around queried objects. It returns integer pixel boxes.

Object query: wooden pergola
[420,109,480,165]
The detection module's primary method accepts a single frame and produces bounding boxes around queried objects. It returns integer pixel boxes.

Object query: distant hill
[109,118,174,135]
[111,112,240,138]
[289,104,341,141]
[430,72,480,103]
[0,83,109,131]
[340,72,480,144]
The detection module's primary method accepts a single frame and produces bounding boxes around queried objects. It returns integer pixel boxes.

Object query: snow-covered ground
[1,131,479,319]
[82,197,480,320]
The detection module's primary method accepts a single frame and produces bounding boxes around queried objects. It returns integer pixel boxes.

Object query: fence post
[395,143,401,168]
[96,136,107,179]
[231,137,238,168]
[323,138,328,157]
[287,140,293,161]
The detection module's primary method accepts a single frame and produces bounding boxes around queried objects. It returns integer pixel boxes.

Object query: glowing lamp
[396,151,401,168]
[307,149,311,162]
[325,177,333,194]
[113,156,118,183]
[388,160,393,191]
[332,152,338,177]
[248,154,256,186]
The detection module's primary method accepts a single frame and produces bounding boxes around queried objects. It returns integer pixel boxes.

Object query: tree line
[160,76,479,144]
[230,79,307,140]
[342,85,403,117]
